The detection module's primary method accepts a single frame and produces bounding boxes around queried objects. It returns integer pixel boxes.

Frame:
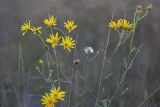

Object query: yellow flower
[38,59,44,64]
[31,26,42,35]
[46,32,61,48]
[61,36,75,52]
[64,20,77,33]
[21,20,32,35]
[108,20,119,30]
[44,15,57,27]
[108,19,133,30]
[122,19,133,30]
[117,19,123,28]
[50,86,66,101]
[41,93,57,107]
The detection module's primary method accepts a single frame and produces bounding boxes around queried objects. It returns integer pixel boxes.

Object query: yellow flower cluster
[108,19,134,30]
[43,15,77,33]
[21,21,42,35]
[41,86,65,107]
[46,32,75,52]
[20,15,77,52]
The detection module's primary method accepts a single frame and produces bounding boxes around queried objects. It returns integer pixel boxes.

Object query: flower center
[54,93,58,97]
[52,39,58,44]
[48,99,52,104]
[64,43,69,47]
[35,29,40,34]
[68,26,72,30]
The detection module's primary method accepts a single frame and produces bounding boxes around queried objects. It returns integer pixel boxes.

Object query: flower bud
[73,59,80,65]
[38,59,44,64]
[97,48,103,54]
[45,45,49,51]
[136,5,143,16]
[147,4,152,12]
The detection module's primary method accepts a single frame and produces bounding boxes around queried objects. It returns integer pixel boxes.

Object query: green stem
[128,20,138,60]
[138,11,149,21]
[53,48,60,86]
[114,32,124,53]
[50,27,61,86]
[107,45,142,107]
[54,27,66,36]
[129,11,149,60]
[38,35,52,80]
[137,86,160,107]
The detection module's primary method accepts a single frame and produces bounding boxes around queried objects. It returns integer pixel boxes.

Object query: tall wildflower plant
[21,15,78,107]
[19,4,158,107]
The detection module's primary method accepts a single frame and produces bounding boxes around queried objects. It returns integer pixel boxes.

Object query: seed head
[84,46,94,54]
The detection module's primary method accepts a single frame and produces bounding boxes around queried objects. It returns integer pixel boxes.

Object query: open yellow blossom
[108,20,119,30]
[122,19,133,30]
[61,36,75,52]
[21,20,32,35]
[46,32,61,48]
[31,26,42,35]
[44,15,57,27]
[64,20,77,33]
[50,86,66,101]
[41,93,57,107]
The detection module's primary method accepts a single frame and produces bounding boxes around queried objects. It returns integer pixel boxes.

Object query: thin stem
[54,27,66,36]
[8,76,20,107]
[114,35,123,53]
[128,12,137,60]
[49,27,62,86]
[120,31,133,46]
[95,9,116,107]
[38,35,51,72]
[68,34,78,107]
[61,80,96,101]
[88,52,100,62]
[19,41,25,107]
[106,28,125,64]
[129,11,148,60]
[53,48,60,86]
[49,52,96,102]
[82,55,89,78]
[81,55,93,105]
[138,11,149,21]
[137,86,160,107]
[107,45,143,107]
[35,66,46,80]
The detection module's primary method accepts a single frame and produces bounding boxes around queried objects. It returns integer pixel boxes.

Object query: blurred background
[0,0,160,107]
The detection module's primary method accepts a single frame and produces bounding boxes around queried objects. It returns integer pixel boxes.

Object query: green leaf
[123,58,128,69]
[104,73,113,80]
